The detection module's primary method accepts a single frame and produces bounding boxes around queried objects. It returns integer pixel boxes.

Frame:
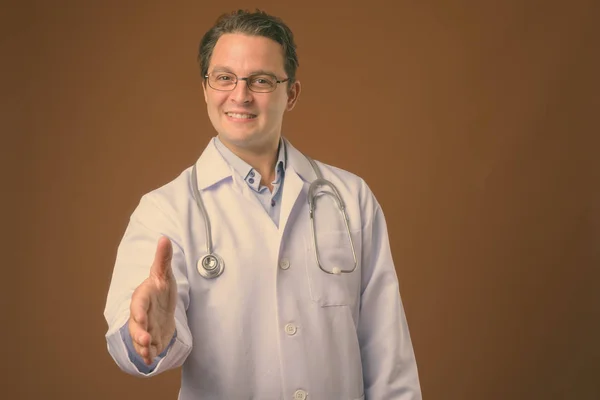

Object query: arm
[103,194,193,376]
[358,202,422,399]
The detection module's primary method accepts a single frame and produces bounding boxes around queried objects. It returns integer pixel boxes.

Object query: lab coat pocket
[305,229,362,307]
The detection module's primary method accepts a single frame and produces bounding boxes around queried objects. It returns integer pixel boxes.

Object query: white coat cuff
[106,312,192,376]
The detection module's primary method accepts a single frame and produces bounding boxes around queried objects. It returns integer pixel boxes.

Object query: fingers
[150,236,173,280]
[129,317,150,362]
[130,318,168,365]
[129,286,152,363]
[129,319,158,365]
[130,288,150,328]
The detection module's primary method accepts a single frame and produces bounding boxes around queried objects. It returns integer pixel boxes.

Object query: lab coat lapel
[193,137,318,232]
[278,138,318,232]
[194,138,234,190]
[279,169,303,233]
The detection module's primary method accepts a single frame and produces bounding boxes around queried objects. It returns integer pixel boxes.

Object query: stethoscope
[191,154,358,279]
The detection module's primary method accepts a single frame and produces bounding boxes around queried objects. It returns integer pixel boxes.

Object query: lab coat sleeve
[358,200,422,399]
[103,193,193,377]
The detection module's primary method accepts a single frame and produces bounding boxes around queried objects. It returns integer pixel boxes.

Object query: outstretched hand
[128,236,178,365]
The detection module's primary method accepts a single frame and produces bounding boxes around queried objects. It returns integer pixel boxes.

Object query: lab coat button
[279,258,290,270]
[284,323,297,336]
[293,389,307,400]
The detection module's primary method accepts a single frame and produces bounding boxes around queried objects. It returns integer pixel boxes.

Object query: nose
[230,80,253,104]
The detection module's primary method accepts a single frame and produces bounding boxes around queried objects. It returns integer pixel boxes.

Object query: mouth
[225,112,257,120]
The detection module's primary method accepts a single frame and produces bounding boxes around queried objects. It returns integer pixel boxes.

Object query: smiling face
[203,33,301,152]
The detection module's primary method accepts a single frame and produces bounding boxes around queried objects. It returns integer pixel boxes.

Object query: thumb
[150,236,173,279]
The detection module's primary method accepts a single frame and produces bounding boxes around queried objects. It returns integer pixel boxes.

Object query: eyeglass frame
[204,71,290,93]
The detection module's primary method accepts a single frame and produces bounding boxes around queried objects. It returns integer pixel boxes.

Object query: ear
[202,80,208,104]
[286,80,301,111]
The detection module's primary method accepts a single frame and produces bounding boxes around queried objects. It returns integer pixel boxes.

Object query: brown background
[2,0,599,399]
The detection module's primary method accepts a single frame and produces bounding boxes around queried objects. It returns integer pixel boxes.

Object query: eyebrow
[210,66,278,76]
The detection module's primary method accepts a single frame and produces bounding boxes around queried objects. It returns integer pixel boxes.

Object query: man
[104,9,422,400]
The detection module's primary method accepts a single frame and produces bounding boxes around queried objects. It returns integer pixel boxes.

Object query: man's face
[203,33,301,151]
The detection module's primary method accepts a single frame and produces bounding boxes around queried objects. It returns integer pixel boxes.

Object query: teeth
[227,112,256,119]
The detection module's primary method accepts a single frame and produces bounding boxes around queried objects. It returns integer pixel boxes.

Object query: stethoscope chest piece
[190,150,357,279]
[197,253,225,279]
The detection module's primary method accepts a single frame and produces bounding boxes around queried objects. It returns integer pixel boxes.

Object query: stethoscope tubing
[191,154,357,278]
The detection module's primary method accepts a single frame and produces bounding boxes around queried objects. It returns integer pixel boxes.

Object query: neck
[219,135,281,188]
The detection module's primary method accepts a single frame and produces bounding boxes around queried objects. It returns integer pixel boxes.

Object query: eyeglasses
[205,71,290,93]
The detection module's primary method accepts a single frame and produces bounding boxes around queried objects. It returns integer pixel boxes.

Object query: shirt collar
[214,136,287,188]
[193,136,315,191]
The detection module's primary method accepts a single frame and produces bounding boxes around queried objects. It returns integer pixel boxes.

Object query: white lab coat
[104,138,422,400]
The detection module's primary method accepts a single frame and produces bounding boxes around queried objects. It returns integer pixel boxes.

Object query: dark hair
[198,9,299,84]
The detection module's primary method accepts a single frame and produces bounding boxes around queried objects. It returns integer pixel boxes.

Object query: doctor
[104,9,422,400]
